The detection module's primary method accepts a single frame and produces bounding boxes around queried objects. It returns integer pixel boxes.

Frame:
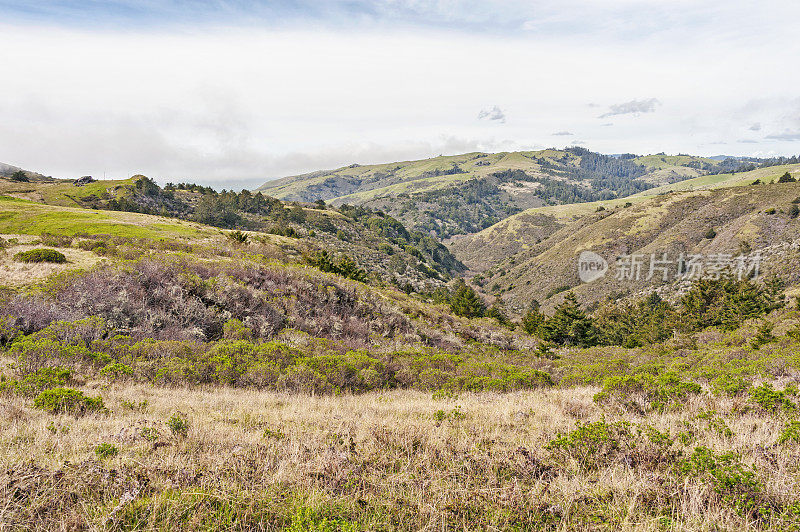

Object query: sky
[2,1,800,190]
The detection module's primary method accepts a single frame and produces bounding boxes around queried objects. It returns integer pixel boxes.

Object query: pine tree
[539,292,597,347]
[449,279,485,318]
[522,299,545,336]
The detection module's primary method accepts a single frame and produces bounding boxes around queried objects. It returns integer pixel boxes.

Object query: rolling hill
[450,169,800,314]
[0,174,463,290]
[450,162,800,272]
[257,149,734,239]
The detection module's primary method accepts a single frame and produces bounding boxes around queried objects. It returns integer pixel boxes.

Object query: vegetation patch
[14,248,67,264]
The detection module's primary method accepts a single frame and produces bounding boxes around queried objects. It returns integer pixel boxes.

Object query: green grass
[0,195,208,239]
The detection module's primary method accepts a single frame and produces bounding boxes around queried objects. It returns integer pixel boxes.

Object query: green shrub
[680,446,769,518]
[33,387,105,416]
[0,374,19,395]
[712,374,751,397]
[222,319,253,341]
[778,421,800,445]
[120,399,148,412]
[227,230,248,244]
[166,412,190,438]
[594,372,702,413]
[546,420,640,470]
[94,443,119,459]
[141,427,159,442]
[749,322,775,350]
[14,248,67,264]
[749,383,796,413]
[100,362,133,380]
[17,366,72,396]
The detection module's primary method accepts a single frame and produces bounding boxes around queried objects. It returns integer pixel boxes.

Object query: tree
[449,279,485,318]
[10,170,28,182]
[521,300,545,336]
[778,172,796,183]
[539,292,597,347]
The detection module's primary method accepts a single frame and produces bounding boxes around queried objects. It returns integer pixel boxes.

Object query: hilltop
[0,174,463,290]
[256,149,751,239]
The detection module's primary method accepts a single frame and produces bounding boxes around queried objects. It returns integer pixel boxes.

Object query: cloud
[600,98,660,118]
[749,122,761,131]
[765,130,800,141]
[552,130,573,136]
[477,105,506,123]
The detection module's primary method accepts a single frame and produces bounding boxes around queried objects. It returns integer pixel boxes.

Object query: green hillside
[0,175,463,290]
[257,148,729,239]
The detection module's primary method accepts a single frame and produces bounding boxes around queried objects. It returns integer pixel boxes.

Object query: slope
[451,163,800,271]
[257,149,720,239]
[459,179,800,313]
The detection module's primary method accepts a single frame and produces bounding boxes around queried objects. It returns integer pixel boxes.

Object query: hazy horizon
[2,0,799,189]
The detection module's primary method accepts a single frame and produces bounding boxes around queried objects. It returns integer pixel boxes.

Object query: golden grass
[2,383,797,530]
[0,236,106,286]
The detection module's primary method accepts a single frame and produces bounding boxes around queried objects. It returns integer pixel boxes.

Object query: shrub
[39,233,73,248]
[749,321,775,349]
[712,374,750,397]
[765,207,777,215]
[594,372,702,413]
[227,230,248,244]
[94,443,119,459]
[166,412,190,438]
[704,228,717,239]
[546,420,636,470]
[100,362,133,381]
[749,383,796,413]
[223,318,253,340]
[120,399,148,412]
[17,366,72,396]
[14,248,67,264]
[778,421,800,445]
[680,446,770,518]
[33,387,105,416]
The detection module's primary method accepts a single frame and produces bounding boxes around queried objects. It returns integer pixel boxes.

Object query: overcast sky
[2,0,800,189]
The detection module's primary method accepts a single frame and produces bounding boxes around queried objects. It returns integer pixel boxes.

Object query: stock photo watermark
[578,250,762,283]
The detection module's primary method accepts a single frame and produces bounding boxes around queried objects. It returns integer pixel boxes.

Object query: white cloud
[552,131,573,136]
[478,105,506,123]
[600,98,661,118]
[1,1,799,187]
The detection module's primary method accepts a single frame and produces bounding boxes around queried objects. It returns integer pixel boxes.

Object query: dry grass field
[2,382,799,531]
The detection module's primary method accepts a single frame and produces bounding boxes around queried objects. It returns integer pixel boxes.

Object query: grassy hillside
[451,163,800,273]
[453,178,800,313]
[4,162,800,530]
[257,149,725,239]
[0,175,464,290]
[0,176,139,207]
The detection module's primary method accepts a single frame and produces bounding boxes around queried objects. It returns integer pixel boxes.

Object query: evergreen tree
[10,170,28,182]
[521,299,545,336]
[539,292,597,347]
[449,279,485,318]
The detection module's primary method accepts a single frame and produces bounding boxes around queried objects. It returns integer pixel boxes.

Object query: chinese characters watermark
[578,251,762,283]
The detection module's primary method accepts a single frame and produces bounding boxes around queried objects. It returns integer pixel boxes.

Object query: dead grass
[1,384,798,530]
[0,235,106,287]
